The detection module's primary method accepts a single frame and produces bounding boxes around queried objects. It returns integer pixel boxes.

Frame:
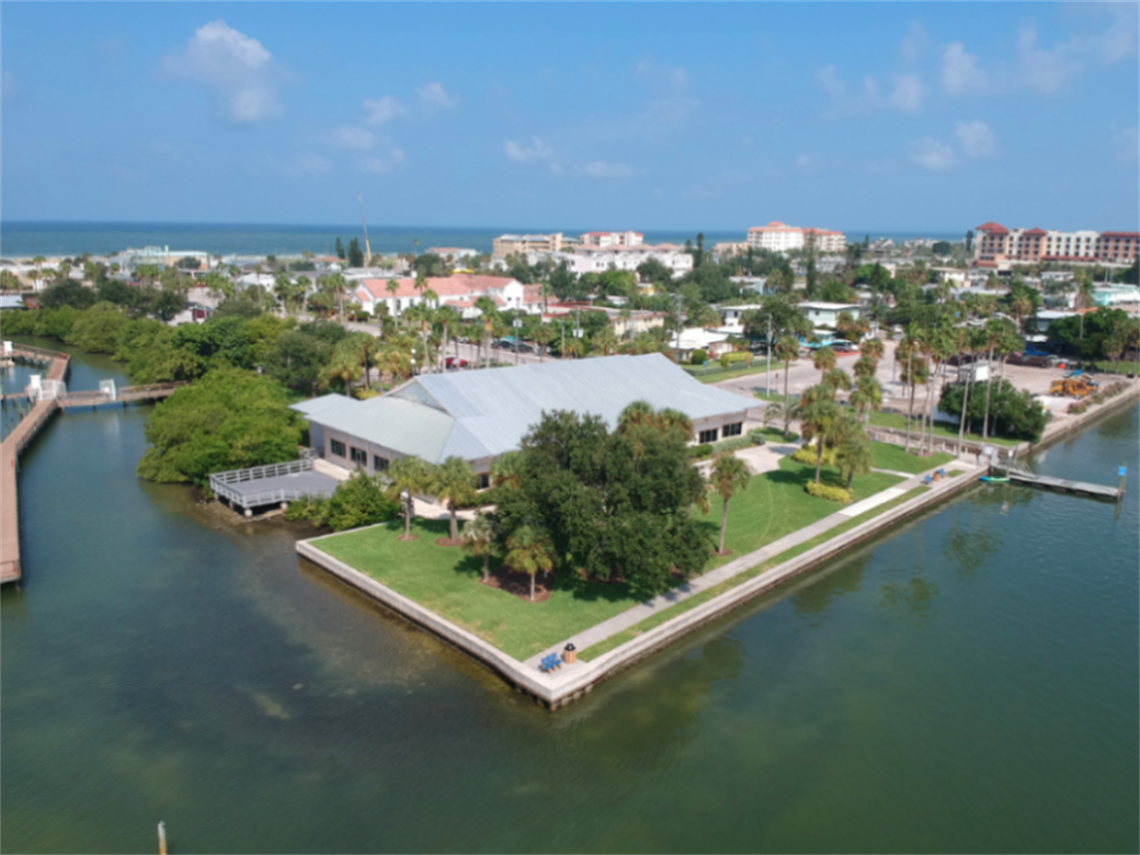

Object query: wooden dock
[1,347,70,585]
[1001,466,1122,501]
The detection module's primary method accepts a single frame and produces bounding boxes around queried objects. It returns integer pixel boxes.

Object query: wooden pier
[1,347,71,585]
[998,461,1122,502]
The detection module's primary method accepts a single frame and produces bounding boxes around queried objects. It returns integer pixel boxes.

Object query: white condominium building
[579,231,644,248]
[492,232,569,261]
[747,222,804,252]
[803,228,847,253]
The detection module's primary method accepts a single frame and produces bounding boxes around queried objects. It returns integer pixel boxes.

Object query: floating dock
[1002,469,1121,501]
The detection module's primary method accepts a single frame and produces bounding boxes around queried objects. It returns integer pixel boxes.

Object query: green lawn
[1091,359,1139,375]
[702,456,906,569]
[754,425,800,442]
[685,362,788,385]
[871,442,956,474]
[868,410,1021,447]
[581,485,931,660]
[315,518,645,661]
[314,459,906,660]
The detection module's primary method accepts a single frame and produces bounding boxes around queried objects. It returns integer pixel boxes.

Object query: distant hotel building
[974,222,1140,267]
[579,231,644,248]
[746,222,846,254]
[492,233,574,261]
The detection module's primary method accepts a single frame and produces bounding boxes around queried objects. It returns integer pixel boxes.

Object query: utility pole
[357,192,373,266]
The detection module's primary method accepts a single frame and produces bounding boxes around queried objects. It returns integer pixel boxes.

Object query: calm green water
[3,346,1138,854]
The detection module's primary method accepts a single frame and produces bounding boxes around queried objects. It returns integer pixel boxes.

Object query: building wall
[492,233,564,260]
[747,223,805,252]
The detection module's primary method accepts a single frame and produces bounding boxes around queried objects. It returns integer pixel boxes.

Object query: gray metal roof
[289,393,356,418]
[300,354,754,465]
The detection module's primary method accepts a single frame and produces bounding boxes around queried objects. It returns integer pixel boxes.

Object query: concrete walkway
[523,457,979,668]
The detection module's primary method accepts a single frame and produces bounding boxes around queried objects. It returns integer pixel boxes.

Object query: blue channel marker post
[1118,465,1127,498]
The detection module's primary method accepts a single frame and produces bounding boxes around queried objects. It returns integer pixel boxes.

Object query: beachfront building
[570,243,693,276]
[802,228,847,253]
[747,222,804,253]
[352,274,543,318]
[290,354,754,482]
[974,223,1140,267]
[492,233,574,261]
[579,231,644,248]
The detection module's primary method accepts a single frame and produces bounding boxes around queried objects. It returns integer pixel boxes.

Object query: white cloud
[795,154,812,170]
[1,70,14,102]
[273,154,332,176]
[900,20,928,63]
[912,137,956,170]
[1017,25,1082,96]
[363,95,406,126]
[1111,125,1138,163]
[361,150,406,174]
[575,161,634,179]
[941,42,989,96]
[1099,5,1138,63]
[889,74,923,113]
[162,20,283,123]
[417,82,457,111]
[324,126,375,150]
[504,136,555,163]
[816,65,846,98]
[955,121,997,158]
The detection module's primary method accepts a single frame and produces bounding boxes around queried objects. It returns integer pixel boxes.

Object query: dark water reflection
[2,347,1137,853]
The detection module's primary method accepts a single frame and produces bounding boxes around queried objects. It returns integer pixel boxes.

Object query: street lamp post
[766,313,772,397]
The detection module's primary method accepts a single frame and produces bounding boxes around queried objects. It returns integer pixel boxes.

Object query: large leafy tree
[492,410,711,596]
[137,367,303,485]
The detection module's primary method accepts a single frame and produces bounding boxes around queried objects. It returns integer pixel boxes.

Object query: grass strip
[868,410,1021,447]
[579,485,930,661]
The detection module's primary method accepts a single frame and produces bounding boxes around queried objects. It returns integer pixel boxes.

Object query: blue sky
[2,3,1137,233]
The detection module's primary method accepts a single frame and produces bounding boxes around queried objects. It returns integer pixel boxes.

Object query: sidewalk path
[524,458,980,667]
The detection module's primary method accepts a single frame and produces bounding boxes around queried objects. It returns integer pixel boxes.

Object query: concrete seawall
[297,468,981,709]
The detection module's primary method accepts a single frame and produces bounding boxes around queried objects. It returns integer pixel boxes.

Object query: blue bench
[539,654,563,673]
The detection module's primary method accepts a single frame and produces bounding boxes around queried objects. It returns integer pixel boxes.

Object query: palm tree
[850,376,882,421]
[377,343,412,385]
[897,331,924,453]
[774,334,801,439]
[462,513,496,582]
[591,325,619,356]
[429,456,477,542]
[861,337,885,363]
[799,385,843,484]
[385,278,401,324]
[709,455,750,554]
[812,346,837,382]
[852,353,878,380]
[821,367,852,398]
[1075,274,1095,339]
[618,400,656,432]
[836,423,875,490]
[505,525,554,601]
[386,456,431,540]
[763,398,801,434]
[490,451,523,490]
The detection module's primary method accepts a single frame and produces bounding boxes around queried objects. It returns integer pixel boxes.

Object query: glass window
[373,455,389,472]
[329,439,346,458]
[350,446,367,466]
[722,422,743,438]
[699,428,718,444]
[477,472,490,490]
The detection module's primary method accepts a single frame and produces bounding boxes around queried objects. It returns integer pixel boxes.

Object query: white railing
[209,458,318,508]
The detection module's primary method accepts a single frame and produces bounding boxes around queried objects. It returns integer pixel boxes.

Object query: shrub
[806,481,853,503]
[283,471,400,531]
[747,429,767,446]
[710,436,751,455]
[1067,401,1088,415]
[719,351,752,370]
[792,444,837,466]
[690,350,708,365]
[689,444,714,459]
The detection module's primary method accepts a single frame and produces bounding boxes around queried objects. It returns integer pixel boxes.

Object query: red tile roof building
[974,223,1138,266]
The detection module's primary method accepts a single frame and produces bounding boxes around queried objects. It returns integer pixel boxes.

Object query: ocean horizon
[0,220,965,260]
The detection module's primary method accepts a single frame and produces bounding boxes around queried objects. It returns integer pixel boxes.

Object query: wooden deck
[1005,470,1121,500]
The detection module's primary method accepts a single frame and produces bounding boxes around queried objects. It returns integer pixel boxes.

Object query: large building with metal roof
[290,354,755,484]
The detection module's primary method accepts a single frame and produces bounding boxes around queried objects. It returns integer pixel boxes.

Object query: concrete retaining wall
[297,467,980,709]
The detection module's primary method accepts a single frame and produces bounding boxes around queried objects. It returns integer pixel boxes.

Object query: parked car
[445,357,468,369]
[831,340,858,353]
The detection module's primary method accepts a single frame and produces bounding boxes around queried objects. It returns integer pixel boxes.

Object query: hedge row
[806,481,853,503]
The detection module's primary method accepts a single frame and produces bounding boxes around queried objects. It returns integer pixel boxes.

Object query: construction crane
[357,192,373,266]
